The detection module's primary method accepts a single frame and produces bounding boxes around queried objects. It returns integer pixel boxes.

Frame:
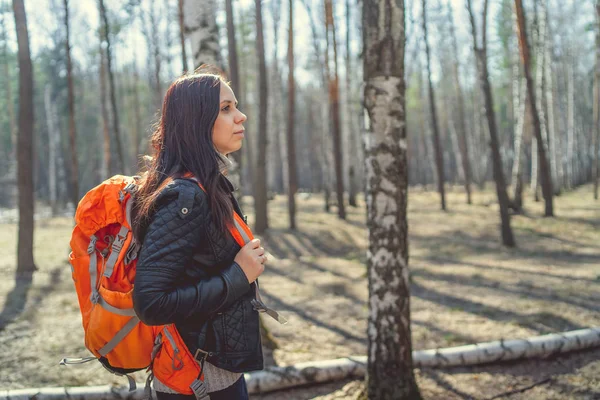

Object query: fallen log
[3,327,599,398]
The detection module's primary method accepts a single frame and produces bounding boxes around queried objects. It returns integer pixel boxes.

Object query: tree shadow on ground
[410,282,584,334]
[412,230,600,266]
[418,256,600,284]
[0,267,62,333]
[411,268,600,313]
[420,347,600,400]
[259,291,365,345]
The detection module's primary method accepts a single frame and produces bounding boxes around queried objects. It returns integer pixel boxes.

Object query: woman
[132,70,266,399]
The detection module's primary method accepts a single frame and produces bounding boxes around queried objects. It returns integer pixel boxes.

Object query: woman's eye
[222,105,230,111]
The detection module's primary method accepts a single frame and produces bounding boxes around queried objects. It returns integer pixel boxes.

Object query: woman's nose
[237,111,247,123]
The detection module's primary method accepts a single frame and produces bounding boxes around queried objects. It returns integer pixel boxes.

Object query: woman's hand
[234,238,267,283]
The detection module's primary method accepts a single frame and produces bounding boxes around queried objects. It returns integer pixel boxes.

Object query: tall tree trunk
[13,0,36,279]
[224,0,244,197]
[269,0,285,194]
[150,1,162,112]
[99,41,110,180]
[544,6,560,196]
[131,58,142,167]
[467,0,515,247]
[63,0,79,206]
[99,0,124,173]
[184,0,221,69]
[422,0,446,211]
[345,0,357,207]
[286,0,298,230]
[44,85,58,216]
[324,0,345,219]
[1,12,16,161]
[566,58,574,189]
[447,3,472,204]
[301,0,330,210]
[178,0,188,73]
[511,76,527,212]
[594,0,600,199]
[514,0,554,216]
[363,0,422,398]
[253,0,269,233]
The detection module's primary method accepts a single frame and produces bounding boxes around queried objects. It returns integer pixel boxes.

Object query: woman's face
[212,83,247,155]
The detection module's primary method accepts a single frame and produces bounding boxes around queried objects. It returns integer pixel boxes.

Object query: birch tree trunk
[253,0,269,233]
[269,0,285,194]
[178,0,188,73]
[447,3,472,204]
[183,0,221,69]
[287,0,298,230]
[544,7,560,195]
[44,85,58,216]
[567,58,574,189]
[224,0,243,197]
[363,0,422,397]
[99,41,110,180]
[514,0,554,216]
[13,0,36,279]
[0,11,16,208]
[345,0,357,207]
[511,75,527,212]
[98,0,124,174]
[63,0,79,205]
[324,0,345,219]
[467,0,515,247]
[422,0,446,211]
[594,0,600,199]
[131,58,142,167]
[1,10,16,165]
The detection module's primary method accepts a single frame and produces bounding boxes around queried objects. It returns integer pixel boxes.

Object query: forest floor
[0,184,599,399]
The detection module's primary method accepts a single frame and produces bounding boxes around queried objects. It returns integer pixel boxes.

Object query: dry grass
[0,184,599,399]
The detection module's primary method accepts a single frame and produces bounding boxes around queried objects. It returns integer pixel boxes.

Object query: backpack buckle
[193,348,209,363]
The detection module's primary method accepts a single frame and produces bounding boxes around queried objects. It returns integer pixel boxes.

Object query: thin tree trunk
[224,0,244,197]
[594,0,600,199]
[566,58,574,189]
[64,0,79,206]
[1,12,16,161]
[287,0,297,230]
[511,76,527,212]
[544,6,560,196]
[514,0,554,216]
[363,0,422,397]
[324,0,345,219]
[269,0,285,194]
[99,41,110,180]
[13,0,36,279]
[345,0,357,207]
[44,85,58,216]
[422,0,446,211]
[254,0,269,233]
[178,0,188,73]
[447,3,472,204]
[132,57,142,167]
[467,0,515,247]
[99,0,124,173]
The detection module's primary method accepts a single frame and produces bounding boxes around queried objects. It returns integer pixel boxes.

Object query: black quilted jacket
[132,177,263,373]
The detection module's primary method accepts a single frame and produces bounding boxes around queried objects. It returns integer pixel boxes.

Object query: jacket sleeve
[132,183,251,326]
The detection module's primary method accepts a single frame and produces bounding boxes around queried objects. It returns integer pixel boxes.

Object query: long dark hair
[133,71,234,239]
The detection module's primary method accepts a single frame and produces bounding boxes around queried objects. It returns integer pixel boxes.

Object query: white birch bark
[567,58,575,189]
[183,0,221,69]
[544,8,560,195]
[44,84,58,216]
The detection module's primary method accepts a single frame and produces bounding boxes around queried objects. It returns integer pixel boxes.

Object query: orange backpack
[62,175,259,398]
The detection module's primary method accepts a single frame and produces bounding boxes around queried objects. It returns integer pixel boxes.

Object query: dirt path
[1,185,599,399]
